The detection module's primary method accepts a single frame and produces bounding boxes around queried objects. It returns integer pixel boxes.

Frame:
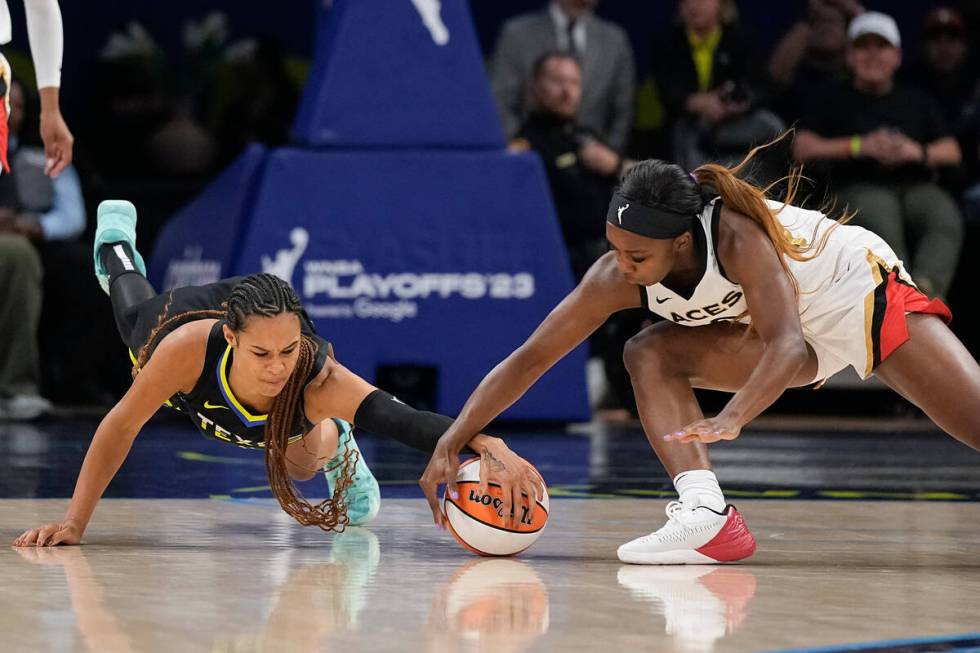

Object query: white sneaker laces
[639,500,721,546]
[665,500,686,520]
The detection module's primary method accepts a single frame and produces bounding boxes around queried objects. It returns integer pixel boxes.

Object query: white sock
[673,469,726,513]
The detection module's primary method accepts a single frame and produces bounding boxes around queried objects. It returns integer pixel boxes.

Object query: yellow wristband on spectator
[849,135,862,158]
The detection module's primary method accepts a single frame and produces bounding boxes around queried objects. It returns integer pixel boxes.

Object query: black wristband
[352,389,475,454]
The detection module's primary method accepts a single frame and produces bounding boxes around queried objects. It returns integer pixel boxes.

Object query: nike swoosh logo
[204,401,229,410]
[655,297,670,304]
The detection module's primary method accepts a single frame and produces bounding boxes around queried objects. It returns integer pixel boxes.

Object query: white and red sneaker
[617,501,756,565]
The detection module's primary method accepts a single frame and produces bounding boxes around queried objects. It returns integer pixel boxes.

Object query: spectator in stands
[906,7,976,124]
[0,229,43,419]
[794,11,964,300]
[904,6,978,194]
[0,80,95,417]
[511,52,640,419]
[510,52,625,280]
[768,0,863,125]
[653,0,784,175]
[490,0,635,152]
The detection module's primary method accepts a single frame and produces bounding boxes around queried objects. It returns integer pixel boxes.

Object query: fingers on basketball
[528,463,546,501]
[420,473,443,526]
[477,456,490,496]
[445,456,460,501]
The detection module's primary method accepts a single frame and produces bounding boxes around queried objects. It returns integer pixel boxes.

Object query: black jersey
[164,321,329,449]
[127,278,330,449]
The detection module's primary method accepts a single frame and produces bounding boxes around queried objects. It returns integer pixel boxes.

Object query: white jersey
[641,198,911,381]
[0,2,9,44]
[0,0,63,89]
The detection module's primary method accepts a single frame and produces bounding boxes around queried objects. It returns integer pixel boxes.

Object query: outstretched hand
[13,519,83,547]
[40,109,74,178]
[419,438,462,529]
[419,436,544,530]
[663,417,742,444]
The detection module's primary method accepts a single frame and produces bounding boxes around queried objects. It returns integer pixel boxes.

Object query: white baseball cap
[848,11,901,47]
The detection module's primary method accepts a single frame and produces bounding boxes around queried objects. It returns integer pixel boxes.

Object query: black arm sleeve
[352,389,476,454]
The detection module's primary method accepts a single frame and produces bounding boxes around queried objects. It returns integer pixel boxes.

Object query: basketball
[442,458,550,556]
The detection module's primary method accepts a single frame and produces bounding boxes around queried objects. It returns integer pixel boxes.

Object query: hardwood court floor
[3,498,979,653]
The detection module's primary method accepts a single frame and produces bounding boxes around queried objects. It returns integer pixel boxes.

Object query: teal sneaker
[325,420,380,526]
[93,199,146,295]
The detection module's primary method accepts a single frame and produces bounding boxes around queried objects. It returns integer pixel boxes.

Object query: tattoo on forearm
[481,447,507,472]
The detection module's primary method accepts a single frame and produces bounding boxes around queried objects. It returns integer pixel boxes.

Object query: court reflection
[426,558,550,653]
[617,566,758,653]
[13,527,381,652]
[11,530,553,653]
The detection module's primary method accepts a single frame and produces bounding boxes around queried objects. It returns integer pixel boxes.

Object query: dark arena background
[2,1,979,651]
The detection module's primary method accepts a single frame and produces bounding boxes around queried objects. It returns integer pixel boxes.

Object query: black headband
[606,192,695,239]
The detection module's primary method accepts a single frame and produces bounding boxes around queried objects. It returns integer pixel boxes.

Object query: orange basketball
[442,458,549,556]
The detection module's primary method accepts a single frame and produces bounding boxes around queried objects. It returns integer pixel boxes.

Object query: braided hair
[135,273,357,531]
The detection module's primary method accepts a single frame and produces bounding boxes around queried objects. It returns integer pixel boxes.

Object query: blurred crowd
[491,0,980,417]
[0,12,303,418]
[3,1,980,419]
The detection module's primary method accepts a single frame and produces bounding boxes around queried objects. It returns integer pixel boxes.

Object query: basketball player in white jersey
[420,138,980,564]
[0,0,72,177]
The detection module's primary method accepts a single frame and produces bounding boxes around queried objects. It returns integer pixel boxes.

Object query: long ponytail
[692,133,851,292]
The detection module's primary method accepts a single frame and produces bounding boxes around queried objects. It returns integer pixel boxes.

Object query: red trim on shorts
[874,270,952,367]
[0,100,9,174]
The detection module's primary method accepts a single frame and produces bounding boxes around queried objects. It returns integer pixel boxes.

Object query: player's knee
[286,461,317,482]
[623,325,676,378]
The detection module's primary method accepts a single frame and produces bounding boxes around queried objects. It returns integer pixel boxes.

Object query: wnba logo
[261,227,537,322]
[410,0,449,45]
[261,228,309,287]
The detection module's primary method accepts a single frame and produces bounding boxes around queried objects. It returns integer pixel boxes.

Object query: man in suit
[489,0,635,153]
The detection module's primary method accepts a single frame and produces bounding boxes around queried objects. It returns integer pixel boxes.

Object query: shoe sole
[93,200,145,293]
[617,548,748,565]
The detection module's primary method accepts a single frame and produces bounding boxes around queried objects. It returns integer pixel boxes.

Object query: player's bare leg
[619,320,819,564]
[874,314,980,452]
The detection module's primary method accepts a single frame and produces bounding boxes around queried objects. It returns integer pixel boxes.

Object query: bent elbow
[785,338,810,372]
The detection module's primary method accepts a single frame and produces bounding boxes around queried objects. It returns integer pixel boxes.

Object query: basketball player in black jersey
[14,201,542,547]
